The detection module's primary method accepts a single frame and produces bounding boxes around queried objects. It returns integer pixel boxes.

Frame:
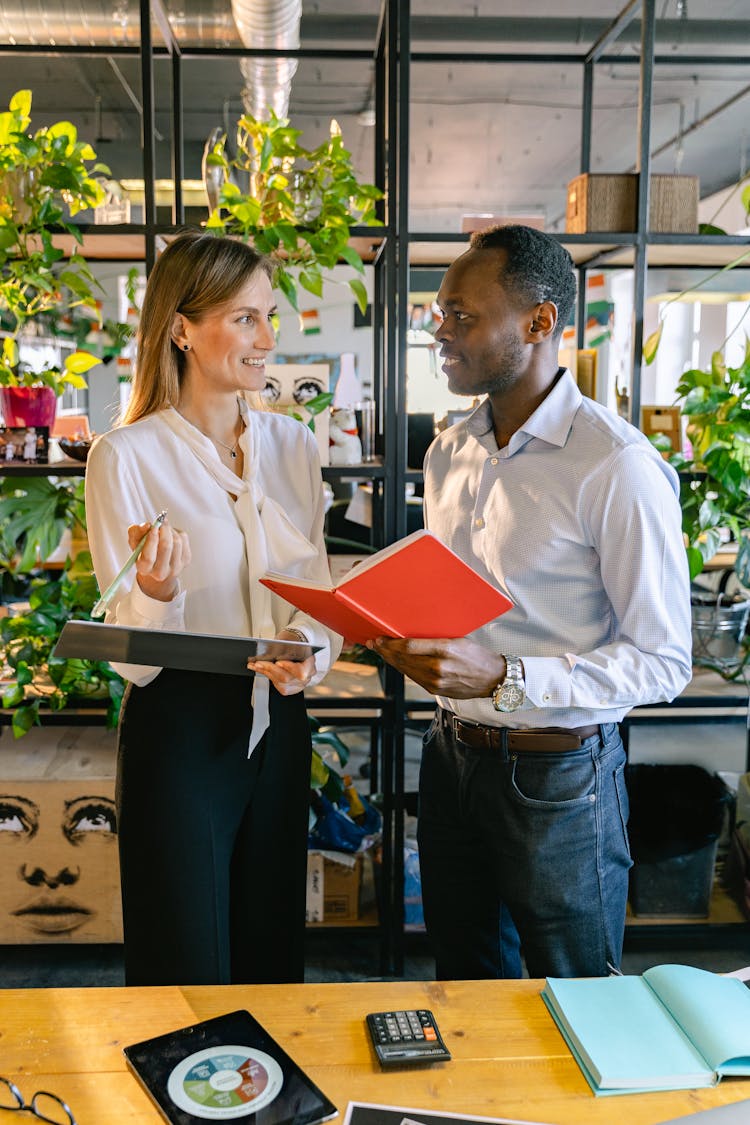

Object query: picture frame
[641,405,682,456]
[0,424,49,465]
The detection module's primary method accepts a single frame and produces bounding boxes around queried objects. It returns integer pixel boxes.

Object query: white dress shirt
[423,369,693,728]
[85,398,342,751]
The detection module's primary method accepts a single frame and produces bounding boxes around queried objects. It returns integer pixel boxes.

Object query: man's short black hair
[469,224,577,339]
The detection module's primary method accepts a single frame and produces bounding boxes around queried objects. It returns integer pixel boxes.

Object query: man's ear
[526,301,558,342]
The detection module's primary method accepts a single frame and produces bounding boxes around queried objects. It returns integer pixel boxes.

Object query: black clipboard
[53,620,320,676]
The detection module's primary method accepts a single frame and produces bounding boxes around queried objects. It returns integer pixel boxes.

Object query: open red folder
[260,529,513,646]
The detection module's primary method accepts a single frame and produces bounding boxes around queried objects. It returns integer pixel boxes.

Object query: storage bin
[626,764,732,917]
[565,173,699,233]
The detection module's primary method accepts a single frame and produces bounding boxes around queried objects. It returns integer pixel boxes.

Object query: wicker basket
[566,173,699,234]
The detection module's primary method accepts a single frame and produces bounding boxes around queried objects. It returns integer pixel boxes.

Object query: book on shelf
[260,529,513,646]
[541,964,750,1097]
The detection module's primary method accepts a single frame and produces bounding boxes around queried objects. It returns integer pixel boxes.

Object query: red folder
[260,529,513,646]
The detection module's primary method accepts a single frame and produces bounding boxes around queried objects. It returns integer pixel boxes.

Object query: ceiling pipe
[0,7,748,50]
[232,0,302,121]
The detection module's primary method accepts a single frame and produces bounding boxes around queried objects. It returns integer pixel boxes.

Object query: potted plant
[203,111,382,315]
[650,340,750,673]
[0,89,107,424]
[0,336,98,427]
[0,551,125,738]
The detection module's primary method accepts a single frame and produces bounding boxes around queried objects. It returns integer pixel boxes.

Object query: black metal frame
[3,0,750,972]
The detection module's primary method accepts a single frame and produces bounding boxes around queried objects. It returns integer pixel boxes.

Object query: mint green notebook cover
[542,966,750,1097]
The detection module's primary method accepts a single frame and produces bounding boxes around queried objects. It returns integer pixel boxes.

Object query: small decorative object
[57,437,91,462]
[641,405,682,457]
[0,423,48,464]
[258,362,331,465]
[329,407,362,465]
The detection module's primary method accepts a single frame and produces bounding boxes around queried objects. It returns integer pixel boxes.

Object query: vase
[0,386,57,428]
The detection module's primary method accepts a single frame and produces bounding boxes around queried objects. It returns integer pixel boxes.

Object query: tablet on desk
[124,1008,337,1125]
[53,620,320,676]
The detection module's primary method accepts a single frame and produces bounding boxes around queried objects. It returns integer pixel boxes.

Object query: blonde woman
[86,230,340,986]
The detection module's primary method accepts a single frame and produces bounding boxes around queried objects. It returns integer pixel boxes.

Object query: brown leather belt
[437,707,600,753]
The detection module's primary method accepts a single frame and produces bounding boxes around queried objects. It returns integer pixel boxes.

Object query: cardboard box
[0,726,123,943]
[566,173,699,234]
[306,850,375,924]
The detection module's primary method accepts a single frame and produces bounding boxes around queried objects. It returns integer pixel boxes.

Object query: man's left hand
[371,637,506,698]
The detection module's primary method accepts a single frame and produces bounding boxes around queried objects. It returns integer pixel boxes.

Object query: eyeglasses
[0,1078,77,1125]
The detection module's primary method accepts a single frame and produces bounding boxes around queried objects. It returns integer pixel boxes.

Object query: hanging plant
[0,89,109,333]
[203,112,382,316]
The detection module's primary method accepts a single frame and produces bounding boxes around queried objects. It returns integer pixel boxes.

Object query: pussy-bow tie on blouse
[164,404,318,754]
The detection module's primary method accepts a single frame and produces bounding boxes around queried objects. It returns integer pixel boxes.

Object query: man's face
[435,248,532,399]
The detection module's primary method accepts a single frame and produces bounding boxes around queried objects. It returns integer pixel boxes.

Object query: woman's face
[0,785,120,939]
[181,271,278,396]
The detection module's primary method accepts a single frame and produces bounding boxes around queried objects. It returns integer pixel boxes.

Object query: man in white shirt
[374,224,692,979]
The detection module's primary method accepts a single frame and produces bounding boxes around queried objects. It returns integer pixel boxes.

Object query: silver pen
[91,510,168,618]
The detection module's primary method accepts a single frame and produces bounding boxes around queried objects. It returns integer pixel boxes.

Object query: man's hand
[371,637,506,699]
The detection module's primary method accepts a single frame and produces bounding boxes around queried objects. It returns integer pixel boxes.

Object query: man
[374,224,692,980]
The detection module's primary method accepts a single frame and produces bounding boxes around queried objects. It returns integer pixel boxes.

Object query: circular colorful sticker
[166,1045,283,1119]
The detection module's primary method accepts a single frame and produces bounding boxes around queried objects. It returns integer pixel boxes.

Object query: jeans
[417,715,631,980]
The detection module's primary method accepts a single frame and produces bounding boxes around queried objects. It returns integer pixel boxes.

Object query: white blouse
[85,398,342,751]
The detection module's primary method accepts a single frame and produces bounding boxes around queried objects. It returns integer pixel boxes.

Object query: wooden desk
[2,980,749,1124]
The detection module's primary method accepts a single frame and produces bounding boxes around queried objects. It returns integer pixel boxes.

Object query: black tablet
[123,1009,337,1124]
[53,620,320,676]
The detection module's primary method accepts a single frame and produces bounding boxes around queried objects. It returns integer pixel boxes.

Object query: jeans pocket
[510,748,597,809]
[614,758,632,861]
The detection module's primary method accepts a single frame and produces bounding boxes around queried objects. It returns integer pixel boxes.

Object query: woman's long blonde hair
[122,230,274,425]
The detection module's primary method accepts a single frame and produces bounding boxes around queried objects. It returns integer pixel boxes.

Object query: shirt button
[490,457,498,465]
[474,517,484,528]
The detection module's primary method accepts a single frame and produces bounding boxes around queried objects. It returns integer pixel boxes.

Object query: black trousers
[116,669,311,986]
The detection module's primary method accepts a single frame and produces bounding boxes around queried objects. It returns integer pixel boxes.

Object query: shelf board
[626,881,747,927]
[43,227,386,264]
[0,461,86,476]
[408,233,750,269]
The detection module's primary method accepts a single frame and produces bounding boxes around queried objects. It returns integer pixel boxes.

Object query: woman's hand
[246,629,316,696]
[130,517,191,602]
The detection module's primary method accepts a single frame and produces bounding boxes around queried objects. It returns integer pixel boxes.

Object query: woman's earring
[183,343,190,351]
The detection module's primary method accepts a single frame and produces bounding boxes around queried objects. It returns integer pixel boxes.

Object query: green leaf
[64,350,100,374]
[310,748,330,788]
[275,267,299,311]
[698,223,728,236]
[299,267,324,298]
[643,323,663,365]
[686,546,704,580]
[349,277,368,315]
[339,244,365,273]
[11,701,39,738]
[9,89,32,119]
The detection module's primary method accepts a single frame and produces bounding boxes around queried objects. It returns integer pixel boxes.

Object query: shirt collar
[465,368,581,452]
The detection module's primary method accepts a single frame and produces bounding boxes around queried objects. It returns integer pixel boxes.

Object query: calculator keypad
[366,1009,451,1066]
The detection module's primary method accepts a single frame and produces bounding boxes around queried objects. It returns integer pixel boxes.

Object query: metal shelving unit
[3,0,750,973]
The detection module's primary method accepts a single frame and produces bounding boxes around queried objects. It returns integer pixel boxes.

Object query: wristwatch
[491,655,526,713]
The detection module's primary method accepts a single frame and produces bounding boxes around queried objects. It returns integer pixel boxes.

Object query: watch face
[497,683,525,712]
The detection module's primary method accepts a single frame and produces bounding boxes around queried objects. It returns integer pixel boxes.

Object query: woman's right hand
[129,518,191,602]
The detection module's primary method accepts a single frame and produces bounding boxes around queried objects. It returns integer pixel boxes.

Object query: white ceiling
[1,0,749,235]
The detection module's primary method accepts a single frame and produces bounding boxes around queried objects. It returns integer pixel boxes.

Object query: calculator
[365,1009,452,1067]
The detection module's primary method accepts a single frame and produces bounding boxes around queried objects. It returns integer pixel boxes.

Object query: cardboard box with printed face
[0,726,122,943]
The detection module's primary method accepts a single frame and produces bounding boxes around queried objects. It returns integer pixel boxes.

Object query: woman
[85,230,341,986]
